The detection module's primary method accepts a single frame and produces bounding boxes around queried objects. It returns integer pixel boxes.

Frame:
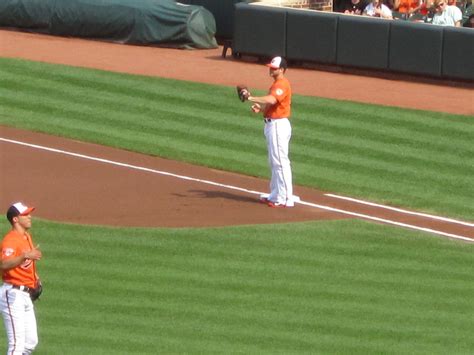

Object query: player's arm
[248,95,276,115]
[0,247,42,271]
[1,255,26,271]
[248,94,277,106]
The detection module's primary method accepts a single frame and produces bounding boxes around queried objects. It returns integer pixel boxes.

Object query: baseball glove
[236,85,250,102]
[29,281,43,302]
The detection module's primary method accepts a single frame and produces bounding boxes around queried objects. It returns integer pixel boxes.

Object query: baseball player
[239,56,295,207]
[1,202,42,354]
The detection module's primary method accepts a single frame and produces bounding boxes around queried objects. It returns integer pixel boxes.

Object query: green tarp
[0,0,217,48]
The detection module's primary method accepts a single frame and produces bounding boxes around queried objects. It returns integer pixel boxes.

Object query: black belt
[11,285,32,293]
[264,118,285,123]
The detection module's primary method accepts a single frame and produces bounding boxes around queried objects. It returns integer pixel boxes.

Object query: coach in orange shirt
[1,202,42,354]
[248,56,295,208]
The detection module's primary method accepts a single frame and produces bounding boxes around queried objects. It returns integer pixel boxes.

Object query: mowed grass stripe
[44,299,470,352]
[2,66,472,161]
[40,219,472,271]
[296,113,474,157]
[292,148,471,187]
[298,133,472,175]
[43,223,474,307]
[46,296,471,346]
[17,219,472,353]
[46,262,473,302]
[297,97,473,133]
[0,83,260,152]
[45,237,473,283]
[47,278,472,325]
[0,81,264,170]
[45,256,473,299]
[0,93,261,157]
[0,73,253,131]
[292,138,473,191]
[0,111,264,172]
[0,72,269,171]
[0,61,241,118]
[44,297,471,354]
[6,58,469,139]
[4,60,471,153]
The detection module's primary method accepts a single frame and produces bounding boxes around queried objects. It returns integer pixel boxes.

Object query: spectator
[364,0,394,18]
[344,0,369,14]
[394,0,422,15]
[431,0,463,26]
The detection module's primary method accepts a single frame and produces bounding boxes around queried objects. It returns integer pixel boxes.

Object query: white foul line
[325,193,474,227]
[297,200,473,242]
[1,137,473,242]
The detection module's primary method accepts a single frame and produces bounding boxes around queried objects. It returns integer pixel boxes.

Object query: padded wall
[231,3,474,81]
[389,21,443,77]
[442,27,474,80]
[233,4,287,58]
[286,9,338,64]
[337,16,390,70]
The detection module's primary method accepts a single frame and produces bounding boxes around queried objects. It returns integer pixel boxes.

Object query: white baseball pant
[264,118,294,206]
[0,284,38,355]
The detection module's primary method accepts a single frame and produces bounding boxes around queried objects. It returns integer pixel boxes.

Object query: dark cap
[266,56,287,70]
[6,202,35,224]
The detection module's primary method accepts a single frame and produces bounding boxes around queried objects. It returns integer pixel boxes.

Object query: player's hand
[251,103,261,113]
[24,245,42,261]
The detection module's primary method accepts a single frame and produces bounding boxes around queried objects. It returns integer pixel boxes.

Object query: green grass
[0,219,472,354]
[0,58,473,220]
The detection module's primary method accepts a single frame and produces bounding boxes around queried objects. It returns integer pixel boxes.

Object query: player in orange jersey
[248,56,296,208]
[1,202,42,354]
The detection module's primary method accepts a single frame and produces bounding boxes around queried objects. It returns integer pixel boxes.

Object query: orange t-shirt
[398,0,419,13]
[1,230,38,288]
[264,77,292,119]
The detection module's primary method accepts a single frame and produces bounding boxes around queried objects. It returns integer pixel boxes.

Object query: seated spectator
[394,0,422,14]
[431,0,463,26]
[364,0,394,18]
[344,0,369,14]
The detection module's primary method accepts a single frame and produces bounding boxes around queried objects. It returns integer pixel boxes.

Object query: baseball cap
[266,56,287,70]
[6,202,35,224]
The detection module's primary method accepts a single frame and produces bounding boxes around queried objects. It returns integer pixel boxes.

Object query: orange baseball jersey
[264,77,292,119]
[1,230,38,288]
